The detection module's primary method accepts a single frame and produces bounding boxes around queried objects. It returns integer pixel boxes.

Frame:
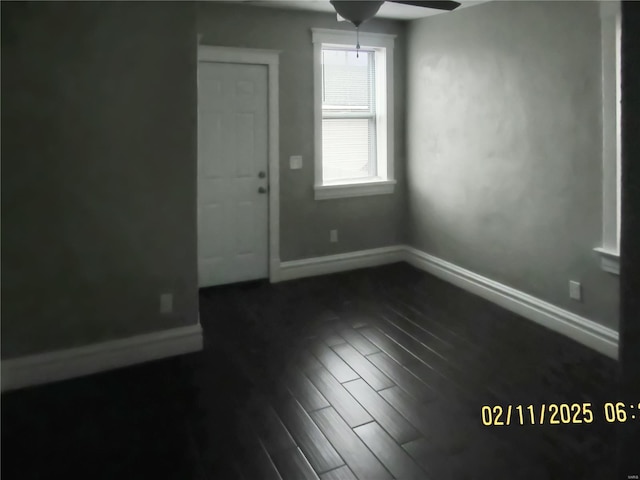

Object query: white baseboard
[276,245,405,282]
[403,246,619,360]
[1,323,203,392]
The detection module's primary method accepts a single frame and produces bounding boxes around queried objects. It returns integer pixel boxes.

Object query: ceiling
[221,0,490,21]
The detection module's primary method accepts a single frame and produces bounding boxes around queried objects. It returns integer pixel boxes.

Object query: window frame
[312,28,396,200]
[594,1,621,275]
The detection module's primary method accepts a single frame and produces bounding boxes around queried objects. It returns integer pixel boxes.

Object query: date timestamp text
[482,402,640,426]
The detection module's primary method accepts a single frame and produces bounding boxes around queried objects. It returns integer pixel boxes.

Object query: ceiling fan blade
[386,0,461,11]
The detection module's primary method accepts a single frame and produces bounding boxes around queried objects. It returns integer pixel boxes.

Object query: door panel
[234,113,256,177]
[198,62,269,287]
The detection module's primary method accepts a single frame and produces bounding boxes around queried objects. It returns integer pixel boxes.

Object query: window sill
[593,247,620,275]
[314,179,396,200]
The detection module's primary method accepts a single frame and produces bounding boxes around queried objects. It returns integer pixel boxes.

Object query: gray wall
[2,0,620,360]
[406,1,619,329]
[198,3,408,261]
[1,2,199,358]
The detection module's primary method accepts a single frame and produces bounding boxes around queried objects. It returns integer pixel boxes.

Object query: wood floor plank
[396,283,540,361]
[271,447,320,480]
[350,319,369,329]
[338,327,380,356]
[376,318,451,371]
[235,414,283,480]
[275,396,344,474]
[379,385,475,457]
[354,421,428,480]
[396,316,499,379]
[380,302,498,385]
[324,333,347,347]
[358,327,417,365]
[316,309,340,323]
[286,367,331,412]
[402,437,449,480]
[343,379,420,445]
[231,461,247,480]
[331,343,394,391]
[310,408,393,480]
[401,359,449,393]
[336,310,372,330]
[311,344,360,383]
[319,465,358,480]
[378,386,437,439]
[384,297,475,351]
[305,368,372,428]
[300,351,324,371]
[380,303,454,353]
[366,351,437,402]
[375,322,477,397]
[248,400,297,455]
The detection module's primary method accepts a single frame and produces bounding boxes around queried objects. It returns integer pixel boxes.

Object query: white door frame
[197,45,281,283]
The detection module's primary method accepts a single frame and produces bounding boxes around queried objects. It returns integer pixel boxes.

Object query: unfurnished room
[2,1,640,479]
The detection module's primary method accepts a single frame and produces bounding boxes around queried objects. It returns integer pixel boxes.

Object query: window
[594,1,621,275]
[312,29,396,199]
[322,48,376,182]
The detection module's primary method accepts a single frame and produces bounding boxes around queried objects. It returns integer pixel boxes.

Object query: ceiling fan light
[329,1,385,27]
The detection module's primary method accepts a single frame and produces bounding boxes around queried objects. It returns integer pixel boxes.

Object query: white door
[198,61,269,287]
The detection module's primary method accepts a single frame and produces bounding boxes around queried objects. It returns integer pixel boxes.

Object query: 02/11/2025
[481,403,594,426]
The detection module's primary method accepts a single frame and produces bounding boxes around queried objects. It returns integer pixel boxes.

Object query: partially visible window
[594,1,621,275]
[312,29,396,200]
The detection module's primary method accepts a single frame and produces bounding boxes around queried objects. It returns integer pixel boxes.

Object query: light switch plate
[160,293,173,314]
[290,155,303,170]
[569,281,581,301]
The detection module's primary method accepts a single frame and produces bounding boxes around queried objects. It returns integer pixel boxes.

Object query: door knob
[258,186,267,194]
[258,171,266,179]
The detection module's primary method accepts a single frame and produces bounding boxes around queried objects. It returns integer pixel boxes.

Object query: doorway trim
[197,45,281,283]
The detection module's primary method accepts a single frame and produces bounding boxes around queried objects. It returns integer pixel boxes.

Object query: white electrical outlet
[569,281,582,301]
[160,293,173,314]
[330,229,338,243]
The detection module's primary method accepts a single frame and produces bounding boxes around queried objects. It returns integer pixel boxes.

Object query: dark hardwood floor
[2,263,619,479]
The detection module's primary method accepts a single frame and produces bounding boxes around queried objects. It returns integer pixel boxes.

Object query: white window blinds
[321,48,376,182]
